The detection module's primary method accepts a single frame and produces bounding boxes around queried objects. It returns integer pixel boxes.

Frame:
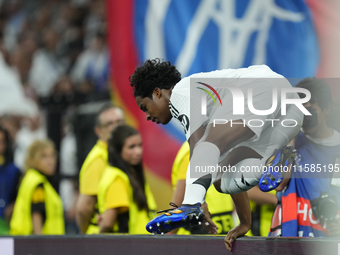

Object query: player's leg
[213,146,263,193]
[256,103,302,191]
[217,147,296,194]
[146,124,256,235]
[185,77,304,200]
[182,78,281,205]
[182,122,255,205]
[216,103,303,194]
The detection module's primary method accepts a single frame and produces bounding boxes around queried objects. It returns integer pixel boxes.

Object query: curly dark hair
[129,58,181,98]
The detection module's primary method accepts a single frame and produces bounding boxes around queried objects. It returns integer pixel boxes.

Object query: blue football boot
[259,145,296,192]
[146,202,204,235]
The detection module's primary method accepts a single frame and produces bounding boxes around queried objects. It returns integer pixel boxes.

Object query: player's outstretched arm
[224,192,251,251]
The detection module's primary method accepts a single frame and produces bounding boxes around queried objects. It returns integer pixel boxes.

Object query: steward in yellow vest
[10,140,64,235]
[98,166,156,233]
[78,140,108,234]
[172,142,235,235]
[97,125,156,234]
[76,104,125,234]
[10,169,64,235]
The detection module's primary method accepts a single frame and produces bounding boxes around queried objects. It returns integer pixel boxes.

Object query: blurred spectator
[17,30,38,58]
[13,108,46,170]
[71,31,109,92]
[83,0,105,47]
[29,28,67,97]
[270,78,340,237]
[9,46,35,99]
[0,51,37,118]
[76,103,125,234]
[0,1,116,236]
[9,47,31,82]
[59,115,78,234]
[51,3,86,72]
[72,0,91,6]
[0,126,21,235]
[32,4,51,35]
[10,139,65,235]
[0,115,22,143]
[2,0,26,52]
[171,142,235,235]
[52,76,75,95]
[97,125,156,234]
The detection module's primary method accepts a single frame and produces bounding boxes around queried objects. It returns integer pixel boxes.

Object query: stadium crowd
[0,0,339,240]
[0,0,109,234]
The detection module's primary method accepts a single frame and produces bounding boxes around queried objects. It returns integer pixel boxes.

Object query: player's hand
[224,223,250,251]
[201,202,218,234]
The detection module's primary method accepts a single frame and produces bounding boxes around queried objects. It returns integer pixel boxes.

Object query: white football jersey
[169,65,284,140]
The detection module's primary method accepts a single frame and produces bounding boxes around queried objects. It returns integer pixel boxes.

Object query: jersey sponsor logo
[170,102,190,134]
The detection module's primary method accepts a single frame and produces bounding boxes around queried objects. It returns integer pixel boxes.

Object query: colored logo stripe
[196,82,223,106]
[196,87,217,105]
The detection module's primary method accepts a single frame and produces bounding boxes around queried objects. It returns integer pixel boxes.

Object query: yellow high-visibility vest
[98,166,156,234]
[79,140,108,234]
[10,169,64,235]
